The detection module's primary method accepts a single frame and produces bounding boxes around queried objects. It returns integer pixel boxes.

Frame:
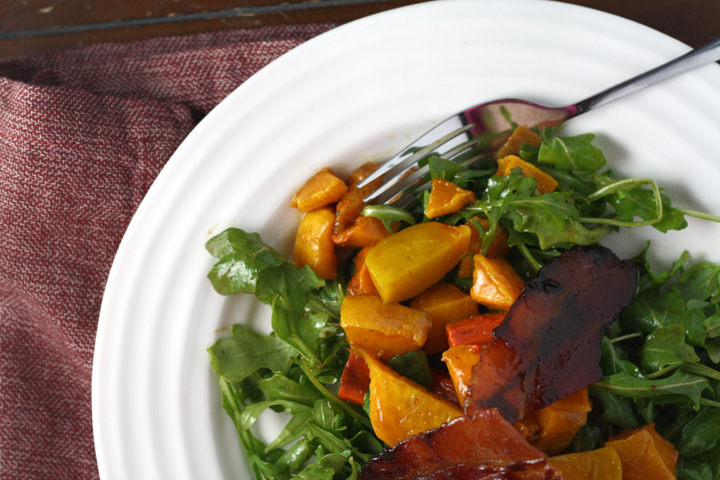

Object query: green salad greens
[206,125,720,479]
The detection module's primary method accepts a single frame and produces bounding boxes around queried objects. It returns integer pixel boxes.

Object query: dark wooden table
[0,0,718,60]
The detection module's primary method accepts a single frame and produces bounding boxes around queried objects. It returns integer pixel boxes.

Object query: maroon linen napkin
[0,23,335,479]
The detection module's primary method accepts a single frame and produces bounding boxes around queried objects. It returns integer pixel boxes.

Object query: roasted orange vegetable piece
[550,447,623,480]
[470,254,525,311]
[425,178,477,219]
[332,216,391,249]
[337,350,370,405]
[293,206,338,279]
[441,344,482,406]
[290,167,348,212]
[446,312,506,347]
[605,423,679,480]
[530,388,592,455]
[335,162,381,233]
[356,349,464,446]
[496,125,542,159]
[365,222,471,304]
[457,217,511,277]
[408,283,479,355]
[340,295,431,362]
[496,154,559,194]
[347,247,379,296]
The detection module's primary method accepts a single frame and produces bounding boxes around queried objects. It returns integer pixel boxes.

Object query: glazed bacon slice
[467,245,637,422]
[359,409,562,480]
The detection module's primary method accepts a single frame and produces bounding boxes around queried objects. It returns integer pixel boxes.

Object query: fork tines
[359,119,479,205]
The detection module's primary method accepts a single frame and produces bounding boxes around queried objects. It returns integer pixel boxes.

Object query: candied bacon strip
[467,245,637,423]
[359,409,562,480]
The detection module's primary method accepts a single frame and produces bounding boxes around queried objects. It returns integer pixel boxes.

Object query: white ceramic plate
[92,0,720,478]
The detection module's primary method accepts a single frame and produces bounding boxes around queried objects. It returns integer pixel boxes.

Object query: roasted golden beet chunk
[467,245,637,422]
[359,408,562,480]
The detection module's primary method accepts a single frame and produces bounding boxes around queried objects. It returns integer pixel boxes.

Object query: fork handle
[574,37,720,115]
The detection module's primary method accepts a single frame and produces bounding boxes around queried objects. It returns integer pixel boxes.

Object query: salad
[206,122,720,479]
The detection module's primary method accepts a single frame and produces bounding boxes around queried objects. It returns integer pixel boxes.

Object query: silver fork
[359,37,720,207]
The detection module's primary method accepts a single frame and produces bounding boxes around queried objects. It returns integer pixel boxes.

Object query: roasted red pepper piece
[467,245,637,422]
[446,313,506,347]
[337,350,370,405]
[359,408,562,480]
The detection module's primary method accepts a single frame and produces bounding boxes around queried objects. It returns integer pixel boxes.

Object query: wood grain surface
[0,0,718,59]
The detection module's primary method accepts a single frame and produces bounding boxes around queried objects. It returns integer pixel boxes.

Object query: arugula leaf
[361,205,416,232]
[276,439,314,470]
[546,168,599,197]
[678,459,714,480]
[505,195,610,249]
[428,155,462,181]
[296,463,337,480]
[601,336,642,377]
[591,371,711,410]
[209,324,296,383]
[590,388,641,429]
[694,443,720,479]
[206,228,287,296]
[606,187,687,232]
[252,262,326,363]
[538,133,606,170]
[258,373,323,406]
[632,242,689,288]
[640,325,700,372]
[676,407,720,456]
[678,262,720,301]
[621,289,706,347]
[470,174,611,249]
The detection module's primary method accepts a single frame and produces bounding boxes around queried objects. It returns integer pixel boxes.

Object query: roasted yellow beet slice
[340,295,431,362]
[550,447,623,480]
[356,349,464,446]
[365,222,471,304]
[408,283,479,355]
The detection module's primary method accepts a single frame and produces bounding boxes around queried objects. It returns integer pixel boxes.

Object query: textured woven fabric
[0,23,335,479]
